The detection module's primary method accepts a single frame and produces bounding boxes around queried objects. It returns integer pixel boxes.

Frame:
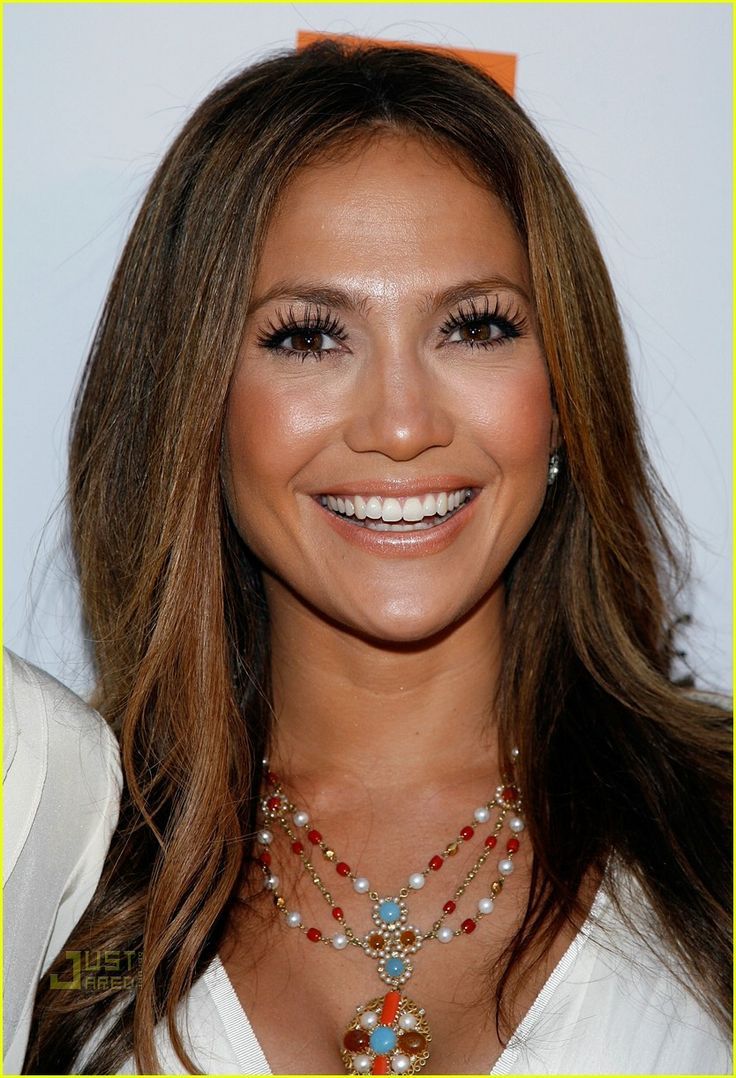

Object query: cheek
[222,375,328,531]
[464,366,554,465]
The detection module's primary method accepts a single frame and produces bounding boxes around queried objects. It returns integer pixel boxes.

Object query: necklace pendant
[341,991,431,1075]
[366,897,422,987]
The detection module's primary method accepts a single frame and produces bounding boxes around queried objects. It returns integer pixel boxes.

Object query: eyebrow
[246,275,531,318]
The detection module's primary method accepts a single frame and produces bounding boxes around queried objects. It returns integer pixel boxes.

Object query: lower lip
[313,493,481,557]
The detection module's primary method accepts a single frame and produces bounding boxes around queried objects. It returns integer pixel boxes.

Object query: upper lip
[311,477,481,498]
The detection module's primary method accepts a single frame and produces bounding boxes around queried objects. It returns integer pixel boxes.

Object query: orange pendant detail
[340,991,431,1075]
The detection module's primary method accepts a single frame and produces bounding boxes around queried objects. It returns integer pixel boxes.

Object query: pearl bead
[265,874,279,889]
[332,933,349,949]
[511,746,520,759]
[408,873,425,890]
[257,829,273,845]
[508,816,525,833]
[359,1010,379,1030]
[498,858,514,876]
[437,926,454,943]
[293,811,309,827]
[353,1054,372,1073]
[353,876,370,894]
[478,897,495,915]
[286,911,301,927]
[399,1013,418,1031]
[473,806,490,823]
[391,1054,412,1074]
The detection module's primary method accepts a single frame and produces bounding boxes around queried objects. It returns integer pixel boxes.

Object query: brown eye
[290,330,325,352]
[457,322,493,342]
[273,328,342,356]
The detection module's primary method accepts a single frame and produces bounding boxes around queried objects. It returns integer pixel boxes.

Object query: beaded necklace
[255,752,524,1076]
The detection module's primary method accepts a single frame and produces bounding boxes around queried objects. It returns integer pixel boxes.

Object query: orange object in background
[296,30,516,96]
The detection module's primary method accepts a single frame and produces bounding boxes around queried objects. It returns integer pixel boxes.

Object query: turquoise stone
[370,1026,397,1054]
[378,900,401,924]
[385,957,405,977]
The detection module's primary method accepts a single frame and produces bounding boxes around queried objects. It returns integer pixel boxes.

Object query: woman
[23,40,730,1076]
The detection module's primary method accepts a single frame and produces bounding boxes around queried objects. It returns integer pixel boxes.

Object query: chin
[336,597,475,647]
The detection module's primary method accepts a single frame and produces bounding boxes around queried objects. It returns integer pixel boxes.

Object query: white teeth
[402,496,424,522]
[381,497,403,522]
[365,496,382,520]
[321,487,472,526]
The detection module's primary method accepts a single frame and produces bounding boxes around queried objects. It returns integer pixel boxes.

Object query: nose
[342,344,455,461]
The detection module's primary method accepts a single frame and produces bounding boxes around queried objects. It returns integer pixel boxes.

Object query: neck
[263,577,506,804]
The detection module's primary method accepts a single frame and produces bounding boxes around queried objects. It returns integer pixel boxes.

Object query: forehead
[254,132,531,302]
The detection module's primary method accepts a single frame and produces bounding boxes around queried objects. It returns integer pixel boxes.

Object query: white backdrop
[5,3,731,696]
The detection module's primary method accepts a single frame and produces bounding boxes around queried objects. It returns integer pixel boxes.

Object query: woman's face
[224,132,555,642]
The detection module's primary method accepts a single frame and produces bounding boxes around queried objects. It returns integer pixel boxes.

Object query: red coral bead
[306,927,322,943]
[428,855,443,871]
[336,862,351,876]
[259,851,271,866]
[307,829,322,845]
[461,918,476,934]
[484,835,497,849]
[332,907,344,921]
[266,771,278,785]
[443,900,456,915]
[291,841,304,855]
[460,826,474,841]
[506,837,520,853]
[266,796,281,811]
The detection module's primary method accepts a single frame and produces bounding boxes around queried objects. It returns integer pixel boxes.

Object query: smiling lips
[318,487,475,532]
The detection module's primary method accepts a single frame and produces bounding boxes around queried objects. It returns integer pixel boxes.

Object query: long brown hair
[24,40,730,1075]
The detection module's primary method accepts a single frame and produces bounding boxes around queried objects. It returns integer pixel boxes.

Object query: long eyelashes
[256,304,346,357]
[256,297,527,361]
[439,297,527,346]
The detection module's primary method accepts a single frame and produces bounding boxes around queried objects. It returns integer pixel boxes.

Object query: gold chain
[260,781,521,946]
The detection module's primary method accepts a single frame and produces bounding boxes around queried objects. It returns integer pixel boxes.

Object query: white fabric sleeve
[3,649,123,1075]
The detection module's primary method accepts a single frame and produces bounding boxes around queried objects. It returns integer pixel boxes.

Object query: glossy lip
[312,476,481,499]
[312,487,482,558]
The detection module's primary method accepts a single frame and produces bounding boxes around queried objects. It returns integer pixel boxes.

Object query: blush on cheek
[468,373,553,465]
[223,376,330,551]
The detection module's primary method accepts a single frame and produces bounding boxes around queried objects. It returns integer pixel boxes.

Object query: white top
[109,879,731,1075]
[15,655,724,1076]
[3,649,122,1075]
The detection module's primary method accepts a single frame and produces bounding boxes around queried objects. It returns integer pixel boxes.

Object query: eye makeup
[439,296,527,350]
[254,293,528,362]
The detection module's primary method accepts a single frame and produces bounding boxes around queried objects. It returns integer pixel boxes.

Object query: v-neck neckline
[205,885,609,1075]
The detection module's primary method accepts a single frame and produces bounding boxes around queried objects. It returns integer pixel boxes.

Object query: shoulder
[578,871,731,1072]
[3,650,124,1074]
[4,647,123,881]
[4,647,120,768]
[502,870,731,1075]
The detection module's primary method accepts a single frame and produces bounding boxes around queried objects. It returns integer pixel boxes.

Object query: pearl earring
[547,452,560,486]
